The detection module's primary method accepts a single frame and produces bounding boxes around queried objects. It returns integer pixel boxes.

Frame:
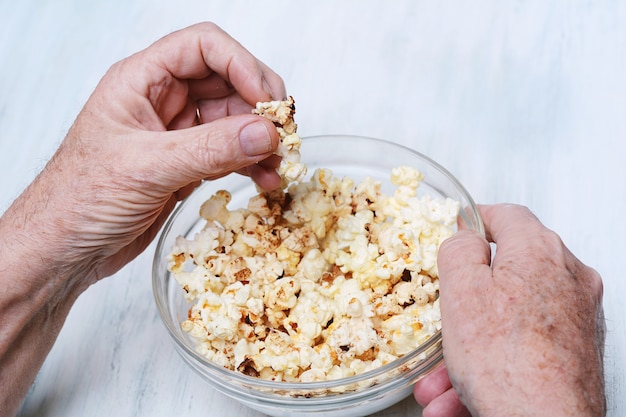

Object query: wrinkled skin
[414,204,606,417]
[0,22,286,417]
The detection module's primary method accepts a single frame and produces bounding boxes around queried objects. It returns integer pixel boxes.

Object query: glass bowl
[152,135,484,417]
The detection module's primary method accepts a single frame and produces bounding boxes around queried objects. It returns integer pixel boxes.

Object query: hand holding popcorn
[0,22,286,416]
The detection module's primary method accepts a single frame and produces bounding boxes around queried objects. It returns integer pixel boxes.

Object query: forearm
[0,174,92,417]
[0,285,80,417]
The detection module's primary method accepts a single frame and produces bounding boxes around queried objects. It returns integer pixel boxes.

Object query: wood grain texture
[1,1,624,416]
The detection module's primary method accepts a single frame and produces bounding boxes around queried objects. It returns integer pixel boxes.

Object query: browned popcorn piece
[253,96,307,186]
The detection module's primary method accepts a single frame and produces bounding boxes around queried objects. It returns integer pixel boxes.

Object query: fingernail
[240,121,272,156]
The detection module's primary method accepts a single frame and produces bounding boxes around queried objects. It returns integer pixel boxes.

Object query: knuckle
[586,266,604,300]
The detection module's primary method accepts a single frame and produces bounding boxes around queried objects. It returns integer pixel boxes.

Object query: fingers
[413,364,452,406]
[257,59,286,100]
[478,203,543,246]
[167,97,199,130]
[245,162,282,191]
[93,22,287,132]
[437,228,491,287]
[188,75,258,123]
[143,22,286,104]
[437,227,492,337]
[188,73,234,101]
[85,20,289,130]
[414,366,470,417]
[476,203,561,277]
[422,388,472,417]
[196,95,252,125]
[478,205,603,300]
[146,114,279,190]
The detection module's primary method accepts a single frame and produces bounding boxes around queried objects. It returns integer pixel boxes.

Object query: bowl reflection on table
[152,135,484,417]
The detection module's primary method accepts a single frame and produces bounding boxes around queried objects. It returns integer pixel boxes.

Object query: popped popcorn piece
[166,165,460,384]
[253,96,307,187]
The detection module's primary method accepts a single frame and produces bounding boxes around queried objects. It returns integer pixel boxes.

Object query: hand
[0,22,285,417]
[414,204,605,417]
[17,22,286,285]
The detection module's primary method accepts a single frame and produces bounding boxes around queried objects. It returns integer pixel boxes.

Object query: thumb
[150,114,279,190]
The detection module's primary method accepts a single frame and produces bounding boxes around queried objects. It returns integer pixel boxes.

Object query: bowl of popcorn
[152,99,483,417]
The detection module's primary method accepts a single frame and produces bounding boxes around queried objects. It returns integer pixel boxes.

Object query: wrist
[0,174,96,302]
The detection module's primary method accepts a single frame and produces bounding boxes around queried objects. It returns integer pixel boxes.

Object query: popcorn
[253,96,307,187]
[167,165,460,383]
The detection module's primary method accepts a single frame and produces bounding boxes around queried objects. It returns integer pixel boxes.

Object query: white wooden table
[1,1,624,416]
